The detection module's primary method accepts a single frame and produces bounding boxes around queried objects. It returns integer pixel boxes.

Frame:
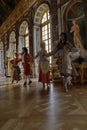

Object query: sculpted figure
[70,19,83,49]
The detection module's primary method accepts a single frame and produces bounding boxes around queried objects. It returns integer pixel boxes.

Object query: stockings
[63,75,72,92]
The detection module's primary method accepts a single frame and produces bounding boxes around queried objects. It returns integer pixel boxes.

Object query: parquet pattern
[0,77,87,130]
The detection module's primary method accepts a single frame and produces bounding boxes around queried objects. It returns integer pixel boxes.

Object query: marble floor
[0,77,87,130]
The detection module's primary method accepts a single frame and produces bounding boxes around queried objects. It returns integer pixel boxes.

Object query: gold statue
[70,19,83,49]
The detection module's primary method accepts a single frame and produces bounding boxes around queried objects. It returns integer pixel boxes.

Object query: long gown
[10,58,21,83]
[22,53,32,76]
[35,49,50,84]
[46,40,74,91]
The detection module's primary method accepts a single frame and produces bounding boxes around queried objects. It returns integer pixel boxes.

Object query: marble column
[50,0,59,47]
[83,0,87,43]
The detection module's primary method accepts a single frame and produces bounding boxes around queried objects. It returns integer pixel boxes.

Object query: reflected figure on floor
[46,32,74,92]
[70,19,83,49]
[34,41,50,89]
[21,47,32,87]
[10,53,21,84]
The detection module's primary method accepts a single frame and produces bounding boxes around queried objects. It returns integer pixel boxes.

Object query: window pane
[41,10,51,62]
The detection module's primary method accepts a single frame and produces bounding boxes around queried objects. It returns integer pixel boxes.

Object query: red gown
[35,49,50,84]
[23,53,32,76]
[39,66,50,84]
[39,60,50,84]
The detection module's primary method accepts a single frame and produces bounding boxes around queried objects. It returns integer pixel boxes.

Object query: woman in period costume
[35,42,50,89]
[21,47,32,86]
[46,32,74,92]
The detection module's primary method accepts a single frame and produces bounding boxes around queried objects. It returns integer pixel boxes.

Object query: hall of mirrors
[0,0,87,130]
[0,0,87,83]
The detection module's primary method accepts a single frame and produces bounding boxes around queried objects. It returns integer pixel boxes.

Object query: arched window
[18,21,29,74]
[41,10,51,53]
[24,27,29,52]
[19,21,29,53]
[9,31,16,59]
[7,31,16,76]
[34,4,51,76]
[34,4,51,55]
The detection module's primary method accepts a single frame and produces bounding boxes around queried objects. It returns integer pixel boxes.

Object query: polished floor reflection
[0,77,87,130]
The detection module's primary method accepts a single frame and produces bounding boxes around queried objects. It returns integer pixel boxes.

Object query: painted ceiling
[0,0,21,26]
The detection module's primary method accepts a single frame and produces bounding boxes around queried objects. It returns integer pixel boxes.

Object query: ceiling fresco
[0,0,21,26]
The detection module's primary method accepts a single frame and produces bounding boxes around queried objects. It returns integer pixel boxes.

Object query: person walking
[21,47,32,86]
[10,52,21,83]
[46,32,73,92]
[34,42,50,89]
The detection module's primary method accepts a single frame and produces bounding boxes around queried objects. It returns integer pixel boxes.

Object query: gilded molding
[0,0,37,38]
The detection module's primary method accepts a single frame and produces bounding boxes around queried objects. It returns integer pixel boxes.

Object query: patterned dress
[47,40,73,77]
[46,40,73,91]
[56,41,72,76]
[10,58,21,82]
[35,49,50,84]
